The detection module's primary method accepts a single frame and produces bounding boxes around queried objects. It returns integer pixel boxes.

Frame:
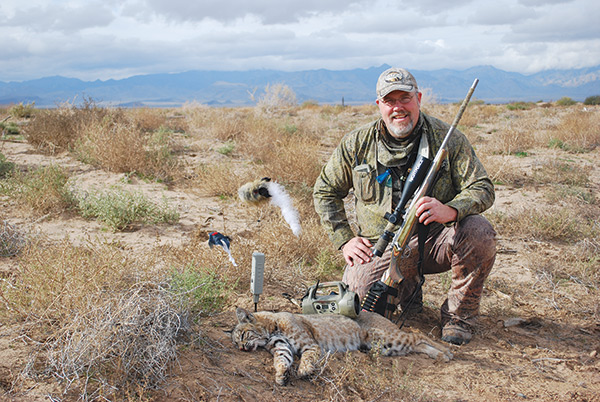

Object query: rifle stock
[363,78,479,318]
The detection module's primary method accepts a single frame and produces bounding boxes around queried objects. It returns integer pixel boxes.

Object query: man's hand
[342,237,374,267]
[416,196,457,225]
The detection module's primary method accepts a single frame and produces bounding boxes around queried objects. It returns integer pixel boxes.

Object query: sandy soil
[1,133,599,402]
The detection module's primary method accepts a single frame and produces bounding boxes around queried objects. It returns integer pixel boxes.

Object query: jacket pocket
[352,164,377,203]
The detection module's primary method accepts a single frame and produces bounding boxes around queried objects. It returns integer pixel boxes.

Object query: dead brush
[208,108,252,142]
[482,154,531,187]
[532,158,592,187]
[27,283,189,400]
[482,122,538,156]
[522,248,599,317]
[0,220,27,257]
[2,241,191,399]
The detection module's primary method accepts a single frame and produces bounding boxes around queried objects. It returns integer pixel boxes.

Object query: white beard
[388,118,414,138]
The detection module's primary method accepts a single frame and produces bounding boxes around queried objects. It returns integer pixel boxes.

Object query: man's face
[376,90,422,139]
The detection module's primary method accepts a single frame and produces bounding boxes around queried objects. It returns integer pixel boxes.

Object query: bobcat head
[230,308,270,352]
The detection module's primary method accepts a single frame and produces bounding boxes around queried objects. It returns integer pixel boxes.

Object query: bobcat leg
[269,336,294,385]
[413,337,453,361]
[297,344,322,378]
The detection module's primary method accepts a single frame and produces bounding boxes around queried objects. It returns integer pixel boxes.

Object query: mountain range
[1,64,599,108]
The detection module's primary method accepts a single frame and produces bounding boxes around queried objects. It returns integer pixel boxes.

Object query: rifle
[361,78,479,319]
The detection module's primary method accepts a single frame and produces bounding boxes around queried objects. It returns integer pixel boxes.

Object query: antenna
[251,252,265,312]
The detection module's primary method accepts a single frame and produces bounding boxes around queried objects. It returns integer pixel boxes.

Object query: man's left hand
[416,196,457,225]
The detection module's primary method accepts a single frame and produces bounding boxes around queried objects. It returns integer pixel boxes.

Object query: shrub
[257,83,297,114]
[216,140,236,155]
[583,95,600,105]
[170,264,231,315]
[0,164,74,214]
[506,101,534,110]
[73,186,179,231]
[9,102,35,118]
[0,152,15,178]
[556,97,577,106]
[0,121,20,136]
[549,109,600,151]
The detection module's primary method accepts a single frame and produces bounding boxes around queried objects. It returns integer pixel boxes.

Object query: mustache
[390,111,410,118]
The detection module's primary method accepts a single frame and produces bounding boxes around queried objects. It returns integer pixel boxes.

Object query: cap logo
[385,72,404,83]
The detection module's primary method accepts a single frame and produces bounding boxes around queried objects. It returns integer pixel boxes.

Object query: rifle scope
[372,154,431,257]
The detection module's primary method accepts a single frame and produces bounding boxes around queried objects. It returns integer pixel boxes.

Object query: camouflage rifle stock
[362,78,480,319]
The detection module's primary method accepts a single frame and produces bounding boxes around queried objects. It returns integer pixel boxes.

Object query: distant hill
[1,65,599,107]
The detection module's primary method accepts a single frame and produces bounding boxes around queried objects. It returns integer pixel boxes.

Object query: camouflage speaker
[301,281,360,318]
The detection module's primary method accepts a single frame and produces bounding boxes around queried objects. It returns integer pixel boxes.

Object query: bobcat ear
[236,307,255,323]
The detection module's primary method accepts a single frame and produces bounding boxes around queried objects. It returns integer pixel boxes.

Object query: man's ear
[236,307,255,323]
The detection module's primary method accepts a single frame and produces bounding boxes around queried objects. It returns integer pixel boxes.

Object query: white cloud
[3,1,115,33]
[0,0,599,81]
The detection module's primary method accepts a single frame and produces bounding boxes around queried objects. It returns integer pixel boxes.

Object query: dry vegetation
[0,95,599,402]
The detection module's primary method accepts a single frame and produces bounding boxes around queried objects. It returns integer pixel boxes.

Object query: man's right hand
[342,237,374,267]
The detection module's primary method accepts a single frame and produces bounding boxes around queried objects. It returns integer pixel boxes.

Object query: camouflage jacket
[313,113,495,250]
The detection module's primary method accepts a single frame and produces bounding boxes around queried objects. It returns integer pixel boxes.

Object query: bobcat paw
[275,371,290,386]
[440,349,454,361]
[297,364,317,378]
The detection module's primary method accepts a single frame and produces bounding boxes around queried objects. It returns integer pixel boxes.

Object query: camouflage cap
[376,67,419,99]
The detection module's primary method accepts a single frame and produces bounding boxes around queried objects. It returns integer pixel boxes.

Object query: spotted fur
[230,307,453,385]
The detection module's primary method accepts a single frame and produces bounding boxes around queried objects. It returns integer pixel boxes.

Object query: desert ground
[0,98,599,401]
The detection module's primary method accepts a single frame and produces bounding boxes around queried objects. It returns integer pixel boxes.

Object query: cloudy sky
[1,0,599,82]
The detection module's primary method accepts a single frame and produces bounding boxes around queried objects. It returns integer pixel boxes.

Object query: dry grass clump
[238,115,324,186]
[1,241,156,325]
[312,352,431,402]
[532,158,592,187]
[0,164,74,215]
[187,108,326,195]
[22,101,183,182]
[74,110,181,182]
[482,155,530,187]
[22,100,108,154]
[192,162,256,197]
[486,206,597,244]
[546,109,600,151]
[127,107,169,133]
[483,120,538,156]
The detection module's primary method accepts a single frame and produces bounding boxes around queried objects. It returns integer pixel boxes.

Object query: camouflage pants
[342,214,497,322]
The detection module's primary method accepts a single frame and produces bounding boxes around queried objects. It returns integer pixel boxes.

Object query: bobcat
[230,307,453,385]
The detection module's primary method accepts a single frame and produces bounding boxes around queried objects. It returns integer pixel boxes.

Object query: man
[313,67,497,345]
